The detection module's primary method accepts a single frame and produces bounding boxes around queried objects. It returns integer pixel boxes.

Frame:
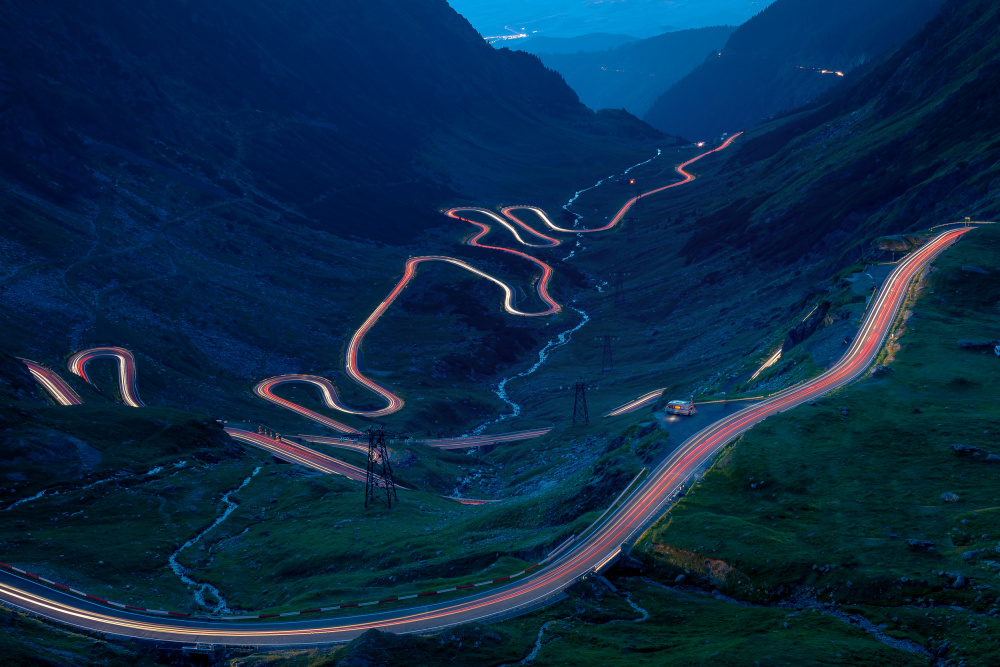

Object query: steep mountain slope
[679,0,1000,268]
[0,0,666,430]
[0,0,659,242]
[523,26,736,117]
[644,0,945,140]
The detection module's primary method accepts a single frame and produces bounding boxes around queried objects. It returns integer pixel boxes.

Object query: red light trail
[10,138,971,647]
[257,137,742,431]
[67,347,144,408]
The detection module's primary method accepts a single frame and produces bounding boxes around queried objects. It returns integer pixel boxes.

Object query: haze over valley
[448,0,773,39]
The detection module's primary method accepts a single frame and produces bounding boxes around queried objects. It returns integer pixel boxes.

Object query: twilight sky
[447,0,775,40]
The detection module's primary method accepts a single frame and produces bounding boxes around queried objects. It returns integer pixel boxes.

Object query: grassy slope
[7,106,993,667]
[680,0,1000,269]
[0,605,165,667]
[0,395,273,610]
[1,349,663,616]
[7,98,986,667]
[479,141,838,433]
[637,224,1000,663]
[238,578,925,666]
[150,425,661,614]
[0,0,666,446]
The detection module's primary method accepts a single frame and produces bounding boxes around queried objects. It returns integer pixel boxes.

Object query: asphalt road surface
[3,225,973,645]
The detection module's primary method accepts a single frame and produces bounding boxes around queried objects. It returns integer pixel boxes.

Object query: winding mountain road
[10,134,979,646]
[225,428,369,483]
[5,222,976,645]
[67,347,144,408]
[20,359,83,406]
[254,136,742,432]
[416,427,554,450]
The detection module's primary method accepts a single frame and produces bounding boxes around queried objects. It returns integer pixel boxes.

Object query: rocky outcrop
[0,429,101,481]
[877,235,925,252]
[784,301,831,350]
[648,543,746,586]
[0,350,40,403]
[961,265,991,275]
[906,539,935,552]
[957,339,1000,350]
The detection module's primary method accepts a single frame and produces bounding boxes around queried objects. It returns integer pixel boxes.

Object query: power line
[365,426,398,509]
[596,335,620,373]
[572,381,589,426]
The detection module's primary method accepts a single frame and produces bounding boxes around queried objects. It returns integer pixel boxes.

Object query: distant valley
[448,0,773,39]
[517,26,735,117]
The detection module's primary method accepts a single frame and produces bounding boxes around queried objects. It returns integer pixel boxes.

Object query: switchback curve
[260,136,741,430]
[67,347,144,408]
[3,224,977,645]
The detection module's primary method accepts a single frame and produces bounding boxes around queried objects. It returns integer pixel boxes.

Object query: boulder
[957,339,1000,350]
[635,422,657,439]
[617,555,645,574]
[962,265,991,275]
[392,449,418,468]
[0,430,102,481]
[941,492,960,503]
[952,444,982,456]
[987,454,1000,463]
[907,539,936,552]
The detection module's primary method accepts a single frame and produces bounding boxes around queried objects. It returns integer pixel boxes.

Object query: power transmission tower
[596,335,620,373]
[572,381,589,426]
[365,426,398,509]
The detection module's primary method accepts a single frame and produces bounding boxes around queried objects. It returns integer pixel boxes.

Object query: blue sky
[447,0,774,40]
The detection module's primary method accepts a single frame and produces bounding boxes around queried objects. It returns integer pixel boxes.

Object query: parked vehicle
[664,399,697,416]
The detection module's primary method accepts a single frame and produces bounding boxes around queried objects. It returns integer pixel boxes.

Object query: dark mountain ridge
[644,0,945,141]
[524,26,736,117]
[679,0,1000,267]
[0,0,664,427]
[0,0,660,241]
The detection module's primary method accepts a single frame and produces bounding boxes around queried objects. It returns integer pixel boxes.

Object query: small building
[664,399,697,416]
